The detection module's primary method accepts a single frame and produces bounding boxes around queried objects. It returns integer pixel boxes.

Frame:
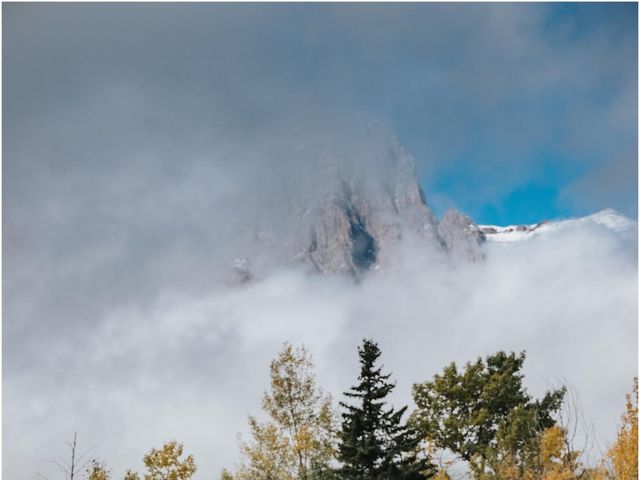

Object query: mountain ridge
[478,208,636,243]
[229,118,635,281]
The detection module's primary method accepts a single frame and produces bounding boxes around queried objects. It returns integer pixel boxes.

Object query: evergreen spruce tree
[336,339,434,480]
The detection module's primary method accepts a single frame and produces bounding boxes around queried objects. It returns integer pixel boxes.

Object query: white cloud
[5,221,636,479]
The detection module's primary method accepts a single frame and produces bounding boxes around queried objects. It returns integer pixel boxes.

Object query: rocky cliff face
[232,121,485,281]
[438,209,485,263]
[296,137,445,276]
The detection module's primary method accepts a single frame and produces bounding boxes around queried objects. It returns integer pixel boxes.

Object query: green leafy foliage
[411,351,565,477]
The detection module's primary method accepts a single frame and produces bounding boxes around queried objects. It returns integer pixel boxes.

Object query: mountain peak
[231,126,484,280]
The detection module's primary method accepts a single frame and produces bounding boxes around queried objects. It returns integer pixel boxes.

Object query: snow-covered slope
[479,209,637,243]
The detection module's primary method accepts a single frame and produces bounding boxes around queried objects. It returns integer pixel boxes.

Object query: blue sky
[4,3,638,225]
[366,3,637,224]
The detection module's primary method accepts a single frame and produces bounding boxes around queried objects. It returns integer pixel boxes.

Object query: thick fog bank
[5,220,636,479]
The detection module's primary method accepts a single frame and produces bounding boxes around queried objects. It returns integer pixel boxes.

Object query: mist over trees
[46,342,636,480]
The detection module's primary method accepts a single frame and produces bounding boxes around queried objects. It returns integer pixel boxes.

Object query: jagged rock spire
[230,118,485,281]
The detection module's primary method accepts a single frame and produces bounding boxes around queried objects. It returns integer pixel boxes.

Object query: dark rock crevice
[347,208,377,272]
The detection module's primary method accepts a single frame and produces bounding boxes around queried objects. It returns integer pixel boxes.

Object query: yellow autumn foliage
[224,343,336,480]
[86,460,110,480]
[128,441,197,480]
[607,378,638,480]
[492,425,590,480]
[433,469,451,480]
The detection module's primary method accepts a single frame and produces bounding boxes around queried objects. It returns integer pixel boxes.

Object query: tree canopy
[411,351,565,477]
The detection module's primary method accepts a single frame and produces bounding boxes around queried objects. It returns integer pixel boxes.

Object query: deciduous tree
[224,343,336,480]
[411,351,565,478]
[85,459,110,480]
[127,441,196,480]
[606,378,638,480]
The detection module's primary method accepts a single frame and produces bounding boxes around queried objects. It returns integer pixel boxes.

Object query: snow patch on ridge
[479,209,636,243]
